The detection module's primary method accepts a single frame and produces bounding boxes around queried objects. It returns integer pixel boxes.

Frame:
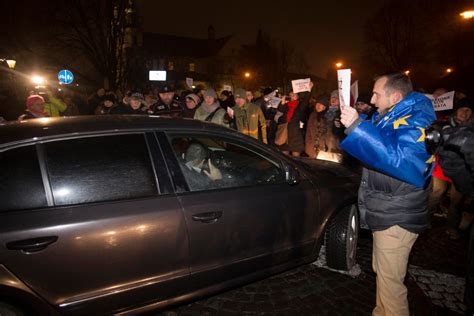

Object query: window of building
[189,63,195,72]
[0,145,47,211]
[168,61,174,71]
[44,134,157,206]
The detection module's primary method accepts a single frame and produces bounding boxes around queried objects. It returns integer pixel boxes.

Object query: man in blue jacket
[340,72,436,316]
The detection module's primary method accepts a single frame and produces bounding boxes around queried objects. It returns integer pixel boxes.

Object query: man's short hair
[375,72,413,98]
[185,142,208,163]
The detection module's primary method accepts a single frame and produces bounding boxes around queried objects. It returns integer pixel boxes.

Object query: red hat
[26,95,45,109]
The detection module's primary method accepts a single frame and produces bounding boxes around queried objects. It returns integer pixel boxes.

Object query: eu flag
[341,92,436,188]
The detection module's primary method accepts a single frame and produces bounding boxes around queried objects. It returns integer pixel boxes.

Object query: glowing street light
[404,70,410,75]
[0,58,16,69]
[460,11,474,19]
[335,62,343,68]
[244,72,251,78]
[6,59,16,69]
[31,75,46,85]
[446,68,453,73]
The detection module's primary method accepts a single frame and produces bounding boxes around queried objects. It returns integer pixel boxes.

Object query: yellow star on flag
[393,115,412,129]
[426,155,435,164]
[416,127,426,142]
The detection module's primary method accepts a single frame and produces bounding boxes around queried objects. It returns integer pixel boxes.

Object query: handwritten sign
[337,69,351,108]
[351,80,359,106]
[186,77,193,89]
[424,91,455,111]
[268,97,281,108]
[223,85,232,92]
[291,78,311,94]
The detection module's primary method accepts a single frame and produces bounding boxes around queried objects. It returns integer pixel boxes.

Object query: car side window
[169,135,285,192]
[0,145,47,212]
[44,134,157,206]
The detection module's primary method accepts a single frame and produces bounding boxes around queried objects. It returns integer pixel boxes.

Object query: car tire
[325,204,359,271]
[0,302,25,316]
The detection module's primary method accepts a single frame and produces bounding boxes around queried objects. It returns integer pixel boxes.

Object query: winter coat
[286,92,311,152]
[110,104,147,115]
[305,111,331,158]
[18,111,45,121]
[95,104,118,115]
[44,96,67,117]
[194,101,229,127]
[341,92,436,233]
[182,106,197,119]
[152,100,183,117]
[232,102,267,143]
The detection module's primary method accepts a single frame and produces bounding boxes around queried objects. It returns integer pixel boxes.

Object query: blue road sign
[58,69,74,84]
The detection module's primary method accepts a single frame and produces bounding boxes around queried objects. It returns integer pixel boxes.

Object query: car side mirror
[284,164,299,185]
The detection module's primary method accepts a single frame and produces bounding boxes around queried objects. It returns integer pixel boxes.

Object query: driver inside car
[184,142,223,182]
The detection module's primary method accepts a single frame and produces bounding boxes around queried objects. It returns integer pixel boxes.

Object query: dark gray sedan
[0,116,359,315]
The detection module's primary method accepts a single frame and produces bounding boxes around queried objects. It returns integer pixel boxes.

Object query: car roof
[0,115,233,149]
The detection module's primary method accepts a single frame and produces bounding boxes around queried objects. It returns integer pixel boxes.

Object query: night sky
[138,0,380,77]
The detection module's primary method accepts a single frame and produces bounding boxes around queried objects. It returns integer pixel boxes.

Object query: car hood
[293,157,361,191]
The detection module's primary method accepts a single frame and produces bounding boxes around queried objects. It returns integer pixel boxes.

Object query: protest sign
[186,77,193,88]
[226,106,234,118]
[291,78,311,94]
[268,97,281,108]
[351,80,359,106]
[337,69,351,108]
[223,85,232,92]
[424,91,455,111]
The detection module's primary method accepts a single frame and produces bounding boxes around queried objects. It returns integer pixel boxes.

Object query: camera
[424,117,456,154]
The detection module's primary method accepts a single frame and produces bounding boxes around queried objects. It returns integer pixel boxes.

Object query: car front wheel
[325,205,359,271]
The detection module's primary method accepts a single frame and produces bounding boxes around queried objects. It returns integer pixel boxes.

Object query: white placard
[186,77,193,88]
[268,97,281,108]
[227,106,234,118]
[149,70,167,81]
[291,78,311,94]
[223,85,232,92]
[351,80,359,106]
[424,91,455,111]
[337,69,351,108]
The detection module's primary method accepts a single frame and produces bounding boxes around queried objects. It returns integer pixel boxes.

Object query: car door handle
[6,236,59,253]
[192,211,223,224]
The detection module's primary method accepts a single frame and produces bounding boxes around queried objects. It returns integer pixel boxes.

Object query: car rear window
[0,145,47,211]
[44,134,157,206]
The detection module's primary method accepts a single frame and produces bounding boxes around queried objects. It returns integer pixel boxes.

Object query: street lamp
[0,58,16,69]
[6,59,16,69]
[31,75,46,85]
[404,70,410,75]
[335,62,343,68]
[446,68,453,73]
[460,10,474,19]
[244,72,251,78]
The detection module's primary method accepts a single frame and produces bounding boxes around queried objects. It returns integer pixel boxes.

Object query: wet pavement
[158,217,469,316]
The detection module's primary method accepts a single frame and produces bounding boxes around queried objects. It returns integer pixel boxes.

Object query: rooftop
[0,115,233,149]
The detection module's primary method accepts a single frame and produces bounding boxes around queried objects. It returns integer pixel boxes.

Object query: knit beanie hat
[454,97,473,113]
[186,93,201,105]
[234,88,246,100]
[315,95,329,108]
[204,89,217,99]
[26,95,45,109]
